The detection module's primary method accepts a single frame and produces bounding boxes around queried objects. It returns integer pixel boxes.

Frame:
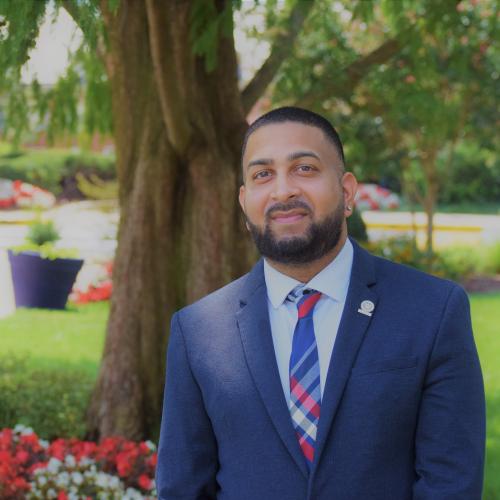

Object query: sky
[21,3,82,85]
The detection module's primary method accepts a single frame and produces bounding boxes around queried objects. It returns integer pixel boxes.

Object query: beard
[245,199,345,265]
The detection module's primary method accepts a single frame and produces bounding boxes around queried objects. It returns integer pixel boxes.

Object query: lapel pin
[358,300,375,317]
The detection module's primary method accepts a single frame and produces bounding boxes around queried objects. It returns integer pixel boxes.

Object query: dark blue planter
[7,250,83,310]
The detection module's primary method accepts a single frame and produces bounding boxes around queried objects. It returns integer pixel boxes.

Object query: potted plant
[7,219,84,310]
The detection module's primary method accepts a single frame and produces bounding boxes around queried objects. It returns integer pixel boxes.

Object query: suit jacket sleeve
[156,312,218,500]
[413,285,486,499]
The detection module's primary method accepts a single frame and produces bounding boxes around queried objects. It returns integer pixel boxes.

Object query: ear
[238,185,251,231]
[341,172,358,218]
[238,184,246,213]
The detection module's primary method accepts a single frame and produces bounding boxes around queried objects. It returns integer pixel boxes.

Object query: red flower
[138,473,152,490]
[12,476,30,491]
[15,449,29,465]
[58,491,69,500]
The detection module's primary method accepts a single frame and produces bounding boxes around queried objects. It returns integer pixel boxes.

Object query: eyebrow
[246,150,321,170]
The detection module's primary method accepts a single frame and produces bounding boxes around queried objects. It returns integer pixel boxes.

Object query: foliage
[483,243,500,275]
[0,144,116,196]
[346,207,368,242]
[439,142,500,205]
[26,220,59,246]
[366,236,431,272]
[0,357,93,440]
[273,0,499,254]
[0,425,157,499]
[10,218,80,260]
[76,172,118,200]
[9,243,80,260]
[367,236,500,282]
[190,0,235,72]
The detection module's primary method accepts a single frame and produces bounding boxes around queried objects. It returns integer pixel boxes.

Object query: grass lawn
[0,294,498,495]
[0,301,108,377]
[471,292,500,500]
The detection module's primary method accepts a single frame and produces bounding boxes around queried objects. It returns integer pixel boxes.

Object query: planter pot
[7,250,84,310]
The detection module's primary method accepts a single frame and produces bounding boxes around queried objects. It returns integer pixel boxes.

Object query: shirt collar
[264,238,353,309]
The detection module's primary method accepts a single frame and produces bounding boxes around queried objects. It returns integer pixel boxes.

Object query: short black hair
[241,106,345,170]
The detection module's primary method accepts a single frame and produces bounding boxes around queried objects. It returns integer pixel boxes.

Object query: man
[156,107,485,499]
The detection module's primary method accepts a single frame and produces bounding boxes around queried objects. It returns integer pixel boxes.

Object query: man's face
[239,121,357,264]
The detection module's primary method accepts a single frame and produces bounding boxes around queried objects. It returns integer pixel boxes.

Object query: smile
[270,210,309,224]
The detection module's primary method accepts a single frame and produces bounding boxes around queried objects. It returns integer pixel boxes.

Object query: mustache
[265,200,312,219]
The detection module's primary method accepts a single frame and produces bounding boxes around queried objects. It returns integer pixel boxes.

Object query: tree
[273,0,499,261]
[1,0,429,439]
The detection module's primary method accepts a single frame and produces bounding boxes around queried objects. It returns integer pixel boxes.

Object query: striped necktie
[288,287,322,470]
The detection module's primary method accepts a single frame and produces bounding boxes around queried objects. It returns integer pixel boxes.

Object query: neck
[266,233,348,283]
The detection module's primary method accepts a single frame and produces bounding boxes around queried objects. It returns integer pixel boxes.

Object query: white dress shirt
[264,239,353,406]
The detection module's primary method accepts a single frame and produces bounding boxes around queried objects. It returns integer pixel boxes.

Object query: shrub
[366,236,499,282]
[366,236,430,271]
[483,243,500,275]
[0,145,115,197]
[0,356,94,440]
[0,425,157,499]
[347,207,368,243]
[436,246,482,282]
[26,220,60,246]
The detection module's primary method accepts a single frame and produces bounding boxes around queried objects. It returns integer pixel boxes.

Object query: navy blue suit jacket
[156,240,485,499]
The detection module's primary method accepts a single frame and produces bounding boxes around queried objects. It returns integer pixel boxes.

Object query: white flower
[96,471,111,488]
[71,471,83,485]
[79,456,94,466]
[144,440,156,451]
[39,439,49,449]
[56,471,70,487]
[123,487,146,500]
[65,454,76,467]
[47,457,62,474]
[37,476,47,486]
[46,488,57,499]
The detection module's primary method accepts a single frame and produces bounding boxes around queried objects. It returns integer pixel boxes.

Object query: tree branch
[240,0,315,115]
[298,37,401,108]
[61,0,106,64]
[145,0,192,155]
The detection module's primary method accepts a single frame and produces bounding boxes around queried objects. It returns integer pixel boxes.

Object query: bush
[366,236,500,282]
[366,236,430,271]
[436,246,482,282]
[483,243,500,275]
[0,356,94,440]
[0,145,115,197]
[347,207,368,242]
[0,426,157,499]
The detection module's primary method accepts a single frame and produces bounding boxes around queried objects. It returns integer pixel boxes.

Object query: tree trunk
[87,0,252,440]
[421,148,439,269]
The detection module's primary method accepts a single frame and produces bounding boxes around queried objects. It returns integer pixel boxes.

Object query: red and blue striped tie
[288,287,322,470]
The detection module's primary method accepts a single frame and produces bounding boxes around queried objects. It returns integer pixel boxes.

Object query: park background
[0,0,499,498]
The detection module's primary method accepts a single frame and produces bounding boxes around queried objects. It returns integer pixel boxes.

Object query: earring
[346,205,352,211]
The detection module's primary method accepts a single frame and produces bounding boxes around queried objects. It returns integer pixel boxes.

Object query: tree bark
[87,0,253,440]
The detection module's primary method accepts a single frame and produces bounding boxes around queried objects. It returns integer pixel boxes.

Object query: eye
[297,164,315,173]
[253,170,272,180]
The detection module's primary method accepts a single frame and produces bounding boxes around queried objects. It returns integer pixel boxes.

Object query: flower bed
[0,425,157,499]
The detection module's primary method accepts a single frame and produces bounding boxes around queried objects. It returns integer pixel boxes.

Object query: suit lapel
[236,261,309,478]
[312,241,378,472]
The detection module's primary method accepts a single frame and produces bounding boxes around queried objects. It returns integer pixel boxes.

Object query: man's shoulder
[366,247,464,302]
[175,271,251,324]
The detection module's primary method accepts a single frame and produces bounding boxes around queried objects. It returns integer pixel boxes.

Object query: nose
[270,172,300,202]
